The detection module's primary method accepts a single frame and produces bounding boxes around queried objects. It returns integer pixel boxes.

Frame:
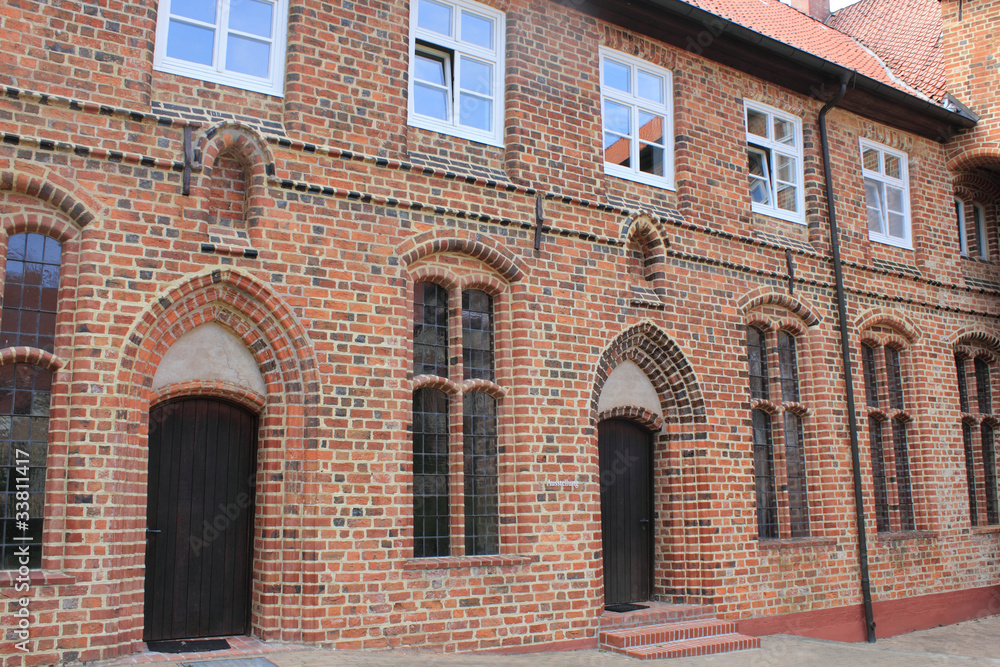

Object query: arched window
[861,340,915,532]
[412,281,502,557]
[747,324,810,540]
[0,233,61,568]
[956,351,999,526]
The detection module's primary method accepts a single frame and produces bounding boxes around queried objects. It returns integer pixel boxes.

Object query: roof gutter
[620,0,978,131]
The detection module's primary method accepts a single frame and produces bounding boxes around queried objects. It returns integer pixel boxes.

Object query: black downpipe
[818,74,877,644]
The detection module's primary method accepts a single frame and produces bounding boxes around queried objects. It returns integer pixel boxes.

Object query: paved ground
[132,614,1000,667]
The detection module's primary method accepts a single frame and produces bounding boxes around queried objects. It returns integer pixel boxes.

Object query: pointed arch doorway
[143,397,258,641]
[599,419,654,605]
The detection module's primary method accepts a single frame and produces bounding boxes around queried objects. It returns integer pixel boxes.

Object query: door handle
[146,529,162,534]
[638,519,649,525]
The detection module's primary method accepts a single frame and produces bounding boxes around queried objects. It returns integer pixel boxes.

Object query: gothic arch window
[0,233,62,568]
[955,348,999,526]
[860,334,916,533]
[746,319,810,540]
[412,277,503,558]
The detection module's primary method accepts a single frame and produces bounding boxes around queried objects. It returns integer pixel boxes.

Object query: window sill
[877,530,938,542]
[867,232,913,251]
[971,525,1000,535]
[749,204,805,226]
[757,537,837,550]
[403,555,535,570]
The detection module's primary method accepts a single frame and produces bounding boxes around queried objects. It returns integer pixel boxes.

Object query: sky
[830,0,862,9]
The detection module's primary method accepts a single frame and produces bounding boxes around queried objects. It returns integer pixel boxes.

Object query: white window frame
[956,198,968,257]
[153,0,288,97]
[599,48,674,190]
[974,202,989,260]
[744,100,805,225]
[407,0,505,147]
[861,139,912,249]
[153,0,287,96]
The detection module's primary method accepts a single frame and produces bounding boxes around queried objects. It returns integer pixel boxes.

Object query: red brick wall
[0,0,998,663]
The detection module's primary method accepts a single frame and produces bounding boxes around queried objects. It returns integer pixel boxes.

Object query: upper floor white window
[153,0,288,96]
[408,0,505,147]
[600,49,674,189]
[974,202,989,259]
[956,198,968,257]
[861,139,911,249]
[744,101,804,224]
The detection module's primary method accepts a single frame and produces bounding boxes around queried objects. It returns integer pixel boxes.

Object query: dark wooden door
[144,398,257,641]
[599,419,653,605]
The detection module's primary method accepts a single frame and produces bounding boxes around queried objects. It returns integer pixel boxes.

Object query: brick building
[0,0,998,662]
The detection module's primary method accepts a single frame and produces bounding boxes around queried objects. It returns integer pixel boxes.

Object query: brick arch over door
[110,269,321,649]
[591,322,705,426]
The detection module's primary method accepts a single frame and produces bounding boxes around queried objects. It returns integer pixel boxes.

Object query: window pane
[225,35,271,78]
[976,357,991,414]
[886,347,904,411]
[639,143,664,177]
[638,110,663,145]
[418,0,452,36]
[957,200,968,256]
[460,11,492,49]
[747,326,769,400]
[746,108,768,138]
[984,423,999,525]
[777,331,799,403]
[459,58,492,95]
[773,117,795,146]
[1,234,61,353]
[962,422,978,525]
[776,183,796,212]
[975,204,988,259]
[888,213,905,240]
[865,178,885,235]
[413,282,449,378]
[863,147,880,172]
[869,417,890,533]
[463,392,498,555]
[415,84,449,120]
[412,388,449,558]
[637,69,663,103]
[752,409,778,539]
[748,149,772,206]
[229,0,273,37]
[0,364,51,569]
[172,0,217,23]
[415,52,447,86]
[604,135,630,168]
[462,290,494,382]
[784,412,809,538]
[458,93,491,131]
[604,59,630,93]
[956,355,969,414]
[886,186,904,215]
[884,153,901,179]
[167,20,216,66]
[604,99,630,136]
[892,419,915,531]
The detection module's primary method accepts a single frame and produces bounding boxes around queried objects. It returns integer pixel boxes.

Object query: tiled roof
[680,0,938,102]
[827,0,946,102]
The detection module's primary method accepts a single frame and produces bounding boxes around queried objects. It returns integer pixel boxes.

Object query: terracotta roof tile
[680,0,937,101]
[828,0,946,101]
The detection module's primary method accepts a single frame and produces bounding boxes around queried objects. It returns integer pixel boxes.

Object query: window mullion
[215,0,229,73]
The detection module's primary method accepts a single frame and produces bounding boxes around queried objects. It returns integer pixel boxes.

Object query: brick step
[599,603,716,632]
[600,618,737,650]
[621,633,761,660]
